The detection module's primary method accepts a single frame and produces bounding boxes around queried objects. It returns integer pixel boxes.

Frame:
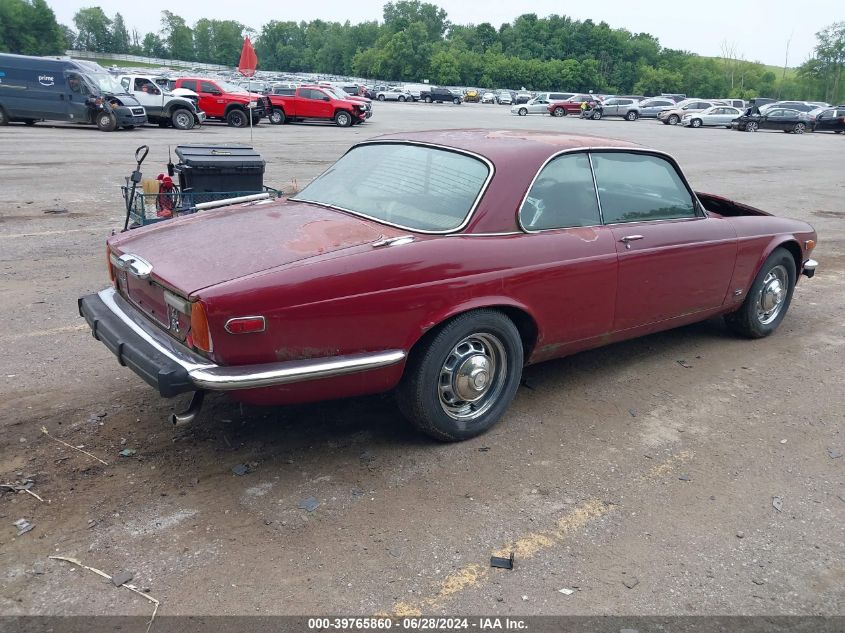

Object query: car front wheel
[793,122,806,134]
[668,114,680,125]
[725,247,796,338]
[626,110,638,121]
[518,108,527,116]
[171,108,195,130]
[690,118,702,128]
[553,107,566,117]
[335,111,352,127]
[226,109,247,127]
[396,310,524,441]
[96,112,117,132]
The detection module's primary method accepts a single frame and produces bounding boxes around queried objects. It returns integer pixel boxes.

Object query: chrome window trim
[516,147,705,234]
[291,139,495,235]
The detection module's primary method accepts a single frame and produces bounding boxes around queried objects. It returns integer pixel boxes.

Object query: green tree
[0,0,64,55]
[160,10,193,59]
[110,12,130,53]
[142,32,167,57]
[383,0,448,41]
[73,6,112,52]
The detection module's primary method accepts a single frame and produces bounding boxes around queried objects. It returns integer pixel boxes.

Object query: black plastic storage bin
[174,145,265,201]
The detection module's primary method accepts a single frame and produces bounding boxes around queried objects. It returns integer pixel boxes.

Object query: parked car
[463,89,481,102]
[759,101,818,114]
[376,87,412,102]
[403,83,431,101]
[511,96,557,116]
[658,99,724,125]
[591,97,640,120]
[661,93,687,102]
[811,107,845,133]
[118,75,204,130]
[481,92,496,104]
[0,53,147,131]
[420,87,462,104]
[172,77,269,127]
[681,106,742,128]
[548,95,598,117]
[732,108,810,133]
[267,85,368,126]
[496,90,513,105]
[535,92,574,103]
[637,97,677,118]
[514,91,532,104]
[717,98,746,109]
[78,129,818,441]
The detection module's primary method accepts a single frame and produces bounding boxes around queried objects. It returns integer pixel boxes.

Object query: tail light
[189,301,213,353]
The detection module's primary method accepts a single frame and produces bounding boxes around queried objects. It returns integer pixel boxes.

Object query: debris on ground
[351,488,365,497]
[119,449,137,457]
[622,577,640,589]
[49,556,159,633]
[359,450,375,462]
[2,480,46,502]
[231,464,250,476]
[477,446,491,452]
[780,439,788,444]
[678,474,691,481]
[772,496,784,512]
[557,588,574,595]
[298,496,319,512]
[42,207,69,214]
[41,426,108,466]
[14,518,34,536]
[676,360,693,369]
[32,561,45,575]
[736,531,745,539]
[111,570,134,587]
[827,448,843,459]
[628,409,638,417]
[490,552,514,570]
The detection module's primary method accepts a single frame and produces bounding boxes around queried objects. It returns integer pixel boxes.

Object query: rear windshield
[293,143,490,232]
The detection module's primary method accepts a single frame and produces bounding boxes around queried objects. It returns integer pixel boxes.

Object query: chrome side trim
[372,235,415,248]
[97,287,407,391]
[291,139,495,235]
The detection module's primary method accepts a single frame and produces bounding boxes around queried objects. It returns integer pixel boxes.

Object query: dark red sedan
[79,130,818,441]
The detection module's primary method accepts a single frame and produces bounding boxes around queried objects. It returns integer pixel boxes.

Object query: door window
[134,78,159,94]
[199,81,218,93]
[519,153,601,230]
[591,152,697,224]
[179,79,197,91]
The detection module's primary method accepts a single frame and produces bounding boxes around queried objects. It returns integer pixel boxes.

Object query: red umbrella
[238,37,258,77]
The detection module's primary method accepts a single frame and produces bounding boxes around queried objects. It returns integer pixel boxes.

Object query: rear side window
[519,153,601,231]
[199,81,217,93]
[591,153,696,224]
[180,79,197,91]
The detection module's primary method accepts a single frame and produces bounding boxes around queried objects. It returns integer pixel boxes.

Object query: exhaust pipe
[170,391,205,426]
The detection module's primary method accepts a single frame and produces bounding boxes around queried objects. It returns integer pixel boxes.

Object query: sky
[54,0,831,68]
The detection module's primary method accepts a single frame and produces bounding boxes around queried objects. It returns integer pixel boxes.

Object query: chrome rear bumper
[79,287,406,397]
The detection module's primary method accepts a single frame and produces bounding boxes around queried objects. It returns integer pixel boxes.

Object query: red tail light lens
[224,316,266,334]
[189,301,213,353]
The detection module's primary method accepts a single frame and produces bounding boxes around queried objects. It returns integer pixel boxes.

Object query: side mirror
[322,95,330,101]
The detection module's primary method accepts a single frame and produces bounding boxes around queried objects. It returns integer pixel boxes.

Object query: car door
[602,98,619,116]
[301,88,333,118]
[197,80,225,117]
[516,152,618,349]
[761,109,784,130]
[63,71,90,122]
[814,109,835,131]
[131,77,163,115]
[590,151,737,331]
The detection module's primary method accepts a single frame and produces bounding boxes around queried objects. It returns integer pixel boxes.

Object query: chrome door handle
[619,235,644,249]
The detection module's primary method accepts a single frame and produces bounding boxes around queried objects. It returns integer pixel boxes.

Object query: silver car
[681,106,742,128]
[594,97,640,120]
[511,97,553,116]
[638,97,676,118]
[376,87,412,102]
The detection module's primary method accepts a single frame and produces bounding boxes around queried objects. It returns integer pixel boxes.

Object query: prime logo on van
[38,75,54,86]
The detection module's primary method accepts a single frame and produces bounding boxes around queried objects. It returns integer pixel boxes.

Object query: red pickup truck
[267,85,369,127]
[173,77,270,127]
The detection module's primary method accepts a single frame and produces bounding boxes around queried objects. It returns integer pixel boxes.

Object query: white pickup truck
[117,75,205,129]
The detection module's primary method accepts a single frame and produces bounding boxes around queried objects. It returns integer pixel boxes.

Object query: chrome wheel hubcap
[439,333,507,421]
[756,265,788,325]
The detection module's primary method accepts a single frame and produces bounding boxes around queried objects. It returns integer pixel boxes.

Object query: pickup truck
[267,85,368,127]
[172,77,269,127]
[118,75,204,130]
[420,87,462,104]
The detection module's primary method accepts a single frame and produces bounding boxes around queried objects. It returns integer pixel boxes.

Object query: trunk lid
[108,199,399,301]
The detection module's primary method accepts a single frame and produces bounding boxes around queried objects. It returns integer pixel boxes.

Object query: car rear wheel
[453,97,461,104]
[0,107,8,126]
[96,112,117,132]
[626,110,639,121]
[425,96,432,103]
[691,118,702,128]
[396,310,524,442]
[378,94,385,101]
[793,122,806,134]
[746,121,758,132]
[725,247,796,339]
[226,108,248,128]
[171,108,195,130]
[591,110,602,120]
[668,114,680,125]
[335,110,352,127]
[518,108,527,116]
[553,107,566,117]
[398,95,405,102]
[268,108,285,125]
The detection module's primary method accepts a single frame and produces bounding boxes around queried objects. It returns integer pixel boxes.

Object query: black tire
[518,108,527,116]
[453,97,460,104]
[793,122,806,134]
[398,95,406,102]
[96,112,117,132]
[268,107,285,125]
[171,108,195,130]
[668,114,680,125]
[396,310,524,442]
[626,110,638,121]
[591,110,602,120]
[0,107,8,125]
[377,94,386,101]
[24,119,37,126]
[425,96,432,103]
[691,118,702,128]
[746,121,758,132]
[335,110,352,127]
[226,108,248,128]
[553,107,566,117]
[725,247,796,339]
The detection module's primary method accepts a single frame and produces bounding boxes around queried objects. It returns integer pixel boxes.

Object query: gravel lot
[0,102,843,618]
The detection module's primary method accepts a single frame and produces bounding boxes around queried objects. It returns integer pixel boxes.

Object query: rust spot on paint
[569,227,599,242]
[285,219,383,254]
